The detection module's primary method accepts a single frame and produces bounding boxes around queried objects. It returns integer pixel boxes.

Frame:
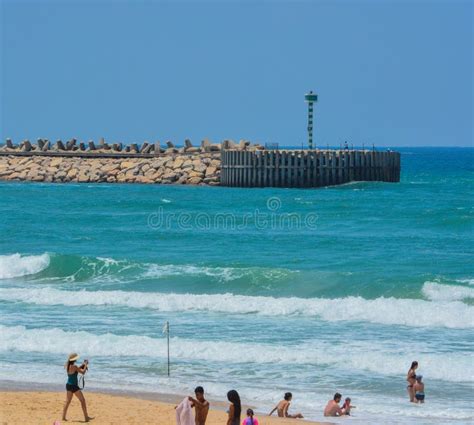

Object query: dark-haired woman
[407,361,419,402]
[62,353,93,422]
[227,390,241,425]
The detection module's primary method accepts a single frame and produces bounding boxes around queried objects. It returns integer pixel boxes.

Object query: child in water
[242,408,259,425]
[342,397,356,415]
[414,375,425,403]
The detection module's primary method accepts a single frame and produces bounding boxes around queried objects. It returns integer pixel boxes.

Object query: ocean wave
[0,252,294,284]
[0,325,471,383]
[456,278,474,286]
[141,263,292,282]
[0,253,50,279]
[1,287,472,329]
[422,281,474,302]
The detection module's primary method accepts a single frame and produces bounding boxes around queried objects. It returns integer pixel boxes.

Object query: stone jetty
[0,138,401,187]
[0,138,263,185]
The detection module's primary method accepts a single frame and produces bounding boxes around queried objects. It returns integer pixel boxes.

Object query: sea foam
[0,325,472,383]
[0,253,50,279]
[422,281,474,302]
[0,286,472,329]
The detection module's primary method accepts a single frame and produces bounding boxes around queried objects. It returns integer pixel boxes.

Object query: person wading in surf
[413,375,425,404]
[62,353,93,422]
[324,393,344,417]
[406,361,419,402]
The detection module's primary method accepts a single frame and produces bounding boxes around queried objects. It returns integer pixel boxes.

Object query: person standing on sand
[406,361,419,402]
[62,353,93,422]
[227,390,242,425]
[268,392,304,419]
[188,386,210,425]
[323,393,344,417]
[413,375,425,404]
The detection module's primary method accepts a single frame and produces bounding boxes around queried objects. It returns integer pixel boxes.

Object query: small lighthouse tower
[304,91,318,149]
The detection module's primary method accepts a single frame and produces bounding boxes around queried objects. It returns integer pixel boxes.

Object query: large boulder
[205,166,217,177]
[187,176,202,185]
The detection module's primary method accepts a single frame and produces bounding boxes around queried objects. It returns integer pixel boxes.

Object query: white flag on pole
[162,321,169,334]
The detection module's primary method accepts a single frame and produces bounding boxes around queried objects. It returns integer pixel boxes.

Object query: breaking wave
[0,252,295,284]
[422,281,474,302]
[0,253,50,279]
[1,286,472,329]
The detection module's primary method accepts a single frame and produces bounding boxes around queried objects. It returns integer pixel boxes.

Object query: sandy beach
[0,391,333,425]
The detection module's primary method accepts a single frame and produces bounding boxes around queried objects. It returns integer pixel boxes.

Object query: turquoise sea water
[0,147,473,424]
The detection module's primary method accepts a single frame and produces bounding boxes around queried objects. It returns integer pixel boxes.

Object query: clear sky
[1,0,472,147]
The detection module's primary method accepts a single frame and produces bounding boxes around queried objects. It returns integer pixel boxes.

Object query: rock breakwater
[0,138,265,185]
[0,153,221,185]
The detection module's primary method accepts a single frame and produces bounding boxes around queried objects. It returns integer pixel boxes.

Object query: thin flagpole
[167,321,170,377]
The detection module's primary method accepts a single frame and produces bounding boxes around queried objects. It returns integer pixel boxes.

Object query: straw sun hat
[68,353,80,362]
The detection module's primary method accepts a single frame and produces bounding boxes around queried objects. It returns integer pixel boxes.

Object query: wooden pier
[220,149,400,188]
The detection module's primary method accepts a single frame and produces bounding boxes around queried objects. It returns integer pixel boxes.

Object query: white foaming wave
[456,278,474,286]
[142,264,292,282]
[422,281,474,302]
[1,325,472,383]
[0,253,50,279]
[142,264,242,281]
[1,287,473,329]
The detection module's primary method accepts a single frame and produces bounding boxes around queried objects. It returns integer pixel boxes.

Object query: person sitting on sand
[227,390,242,425]
[242,408,259,425]
[324,393,344,417]
[407,361,419,402]
[342,397,355,415]
[414,375,425,404]
[268,392,304,419]
[62,353,93,422]
[188,386,210,425]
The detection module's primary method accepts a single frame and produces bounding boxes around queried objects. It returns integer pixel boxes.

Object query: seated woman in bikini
[268,392,303,419]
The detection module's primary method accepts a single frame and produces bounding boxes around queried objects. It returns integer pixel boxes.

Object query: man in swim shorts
[414,376,425,404]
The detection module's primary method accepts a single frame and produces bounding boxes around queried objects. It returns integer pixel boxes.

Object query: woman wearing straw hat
[62,353,93,422]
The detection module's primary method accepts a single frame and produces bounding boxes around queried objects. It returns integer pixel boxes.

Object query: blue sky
[1,0,472,147]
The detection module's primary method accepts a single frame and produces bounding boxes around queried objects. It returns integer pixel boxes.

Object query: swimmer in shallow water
[407,361,418,402]
[324,393,344,417]
[414,375,425,404]
[268,392,303,419]
[342,397,356,415]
